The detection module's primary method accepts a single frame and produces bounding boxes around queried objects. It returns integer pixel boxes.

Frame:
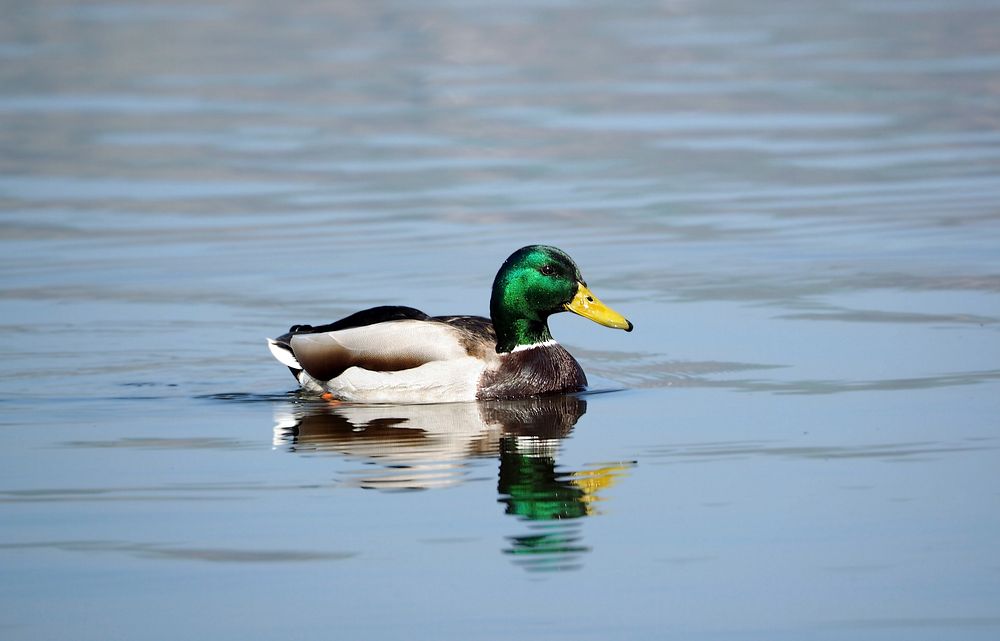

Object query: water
[2,0,999,638]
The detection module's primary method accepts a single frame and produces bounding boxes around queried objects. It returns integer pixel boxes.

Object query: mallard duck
[267,245,633,403]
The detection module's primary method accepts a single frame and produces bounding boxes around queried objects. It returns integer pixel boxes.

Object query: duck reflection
[273,395,633,571]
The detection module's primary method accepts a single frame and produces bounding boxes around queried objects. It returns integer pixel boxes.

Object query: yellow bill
[564,283,633,331]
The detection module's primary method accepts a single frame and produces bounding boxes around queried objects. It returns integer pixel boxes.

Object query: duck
[267,245,633,403]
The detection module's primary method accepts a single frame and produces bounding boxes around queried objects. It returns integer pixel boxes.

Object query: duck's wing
[268,306,499,383]
[290,320,479,381]
[272,319,498,385]
[267,306,430,375]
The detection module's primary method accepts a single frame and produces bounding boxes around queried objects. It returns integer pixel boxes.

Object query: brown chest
[477,344,587,400]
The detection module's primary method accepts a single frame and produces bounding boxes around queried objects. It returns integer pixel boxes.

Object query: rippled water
[2,0,999,639]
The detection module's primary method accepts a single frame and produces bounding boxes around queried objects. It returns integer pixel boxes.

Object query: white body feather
[302,357,487,403]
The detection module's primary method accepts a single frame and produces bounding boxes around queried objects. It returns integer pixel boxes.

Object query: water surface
[2,1,999,639]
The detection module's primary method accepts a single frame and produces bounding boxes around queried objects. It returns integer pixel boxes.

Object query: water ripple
[645,439,995,464]
[0,541,353,563]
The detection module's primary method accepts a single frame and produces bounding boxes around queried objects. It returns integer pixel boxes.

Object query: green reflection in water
[498,434,634,572]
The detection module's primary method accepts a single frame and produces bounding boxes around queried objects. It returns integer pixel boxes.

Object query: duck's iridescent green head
[489,245,633,353]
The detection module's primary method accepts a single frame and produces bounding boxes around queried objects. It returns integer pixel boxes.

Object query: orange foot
[320,392,342,405]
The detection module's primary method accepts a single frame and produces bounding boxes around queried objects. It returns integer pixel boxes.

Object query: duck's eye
[539,264,556,276]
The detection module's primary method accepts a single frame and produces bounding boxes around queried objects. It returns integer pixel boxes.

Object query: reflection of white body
[273,402,503,489]
[272,398,581,489]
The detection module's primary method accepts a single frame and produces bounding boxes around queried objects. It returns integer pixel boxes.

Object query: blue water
[2,1,1000,639]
